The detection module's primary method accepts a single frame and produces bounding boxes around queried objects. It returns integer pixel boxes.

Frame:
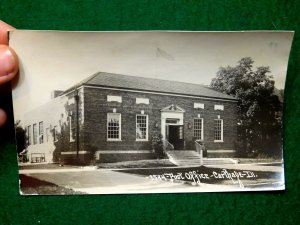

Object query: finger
[0,45,19,85]
[0,20,14,45]
[0,108,7,127]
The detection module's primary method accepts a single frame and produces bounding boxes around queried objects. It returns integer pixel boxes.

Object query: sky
[10,31,293,121]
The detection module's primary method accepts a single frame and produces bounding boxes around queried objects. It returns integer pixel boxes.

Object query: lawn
[98,159,176,168]
[19,174,85,195]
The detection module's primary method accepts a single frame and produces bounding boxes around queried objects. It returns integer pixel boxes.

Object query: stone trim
[61,151,88,155]
[207,150,236,153]
[96,150,153,154]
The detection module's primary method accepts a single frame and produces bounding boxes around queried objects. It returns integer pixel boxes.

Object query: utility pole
[74,87,80,165]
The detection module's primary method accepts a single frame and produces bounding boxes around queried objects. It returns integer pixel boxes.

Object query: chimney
[51,90,63,99]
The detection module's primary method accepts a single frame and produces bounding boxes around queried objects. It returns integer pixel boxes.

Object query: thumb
[0,45,19,85]
[0,108,7,127]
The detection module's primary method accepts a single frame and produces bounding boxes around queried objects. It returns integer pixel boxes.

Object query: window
[179,126,184,140]
[166,118,180,124]
[68,98,75,105]
[214,119,223,141]
[69,116,75,142]
[53,126,58,142]
[46,128,50,142]
[33,124,37,145]
[107,113,121,140]
[136,115,148,141]
[107,95,122,103]
[194,103,204,109]
[27,125,31,145]
[136,98,149,105]
[39,122,44,144]
[214,105,224,110]
[194,118,203,140]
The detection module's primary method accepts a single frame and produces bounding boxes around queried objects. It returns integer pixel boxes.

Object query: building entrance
[166,125,184,150]
[161,104,186,150]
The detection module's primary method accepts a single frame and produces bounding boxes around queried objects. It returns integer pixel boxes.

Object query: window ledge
[136,139,148,142]
[107,139,122,142]
[214,140,224,143]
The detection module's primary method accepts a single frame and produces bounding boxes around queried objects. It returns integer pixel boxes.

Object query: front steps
[166,150,238,166]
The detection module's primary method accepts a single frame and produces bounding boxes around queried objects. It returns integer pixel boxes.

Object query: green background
[0,0,299,224]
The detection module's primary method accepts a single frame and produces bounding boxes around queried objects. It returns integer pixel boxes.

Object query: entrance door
[168,125,184,150]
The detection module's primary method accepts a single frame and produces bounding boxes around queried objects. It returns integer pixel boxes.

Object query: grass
[236,158,283,164]
[98,159,176,168]
[19,174,85,195]
[19,163,82,170]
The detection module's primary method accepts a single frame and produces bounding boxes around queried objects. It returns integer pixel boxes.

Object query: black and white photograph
[11,31,293,194]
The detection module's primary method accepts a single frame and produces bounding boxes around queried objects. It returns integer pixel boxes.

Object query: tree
[210,57,283,157]
[15,120,27,154]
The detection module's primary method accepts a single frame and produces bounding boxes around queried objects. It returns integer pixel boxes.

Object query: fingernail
[0,45,16,77]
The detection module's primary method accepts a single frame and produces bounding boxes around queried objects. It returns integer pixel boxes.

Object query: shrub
[151,133,166,159]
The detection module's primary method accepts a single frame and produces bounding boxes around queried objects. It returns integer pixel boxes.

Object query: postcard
[10,30,293,194]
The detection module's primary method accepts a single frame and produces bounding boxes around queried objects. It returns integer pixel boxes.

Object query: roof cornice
[82,84,238,102]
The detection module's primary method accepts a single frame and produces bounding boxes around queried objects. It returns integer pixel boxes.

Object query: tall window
[179,126,184,140]
[53,126,58,142]
[136,115,148,141]
[27,125,31,145]
[69,116,75,142]
[194,118,203,140]
[46,128,50,142]
[33,123,37,145]
[39,122,44,144]
[214,119,223,141]
[107,113,121,140]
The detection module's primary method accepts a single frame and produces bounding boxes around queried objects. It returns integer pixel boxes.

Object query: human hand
[0,20,19,127]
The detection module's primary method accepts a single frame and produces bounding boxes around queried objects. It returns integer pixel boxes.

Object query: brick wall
[82,86,238,153]
[23,85,238,163]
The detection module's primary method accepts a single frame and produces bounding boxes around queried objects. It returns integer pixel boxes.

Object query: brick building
[24,72,238,164]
